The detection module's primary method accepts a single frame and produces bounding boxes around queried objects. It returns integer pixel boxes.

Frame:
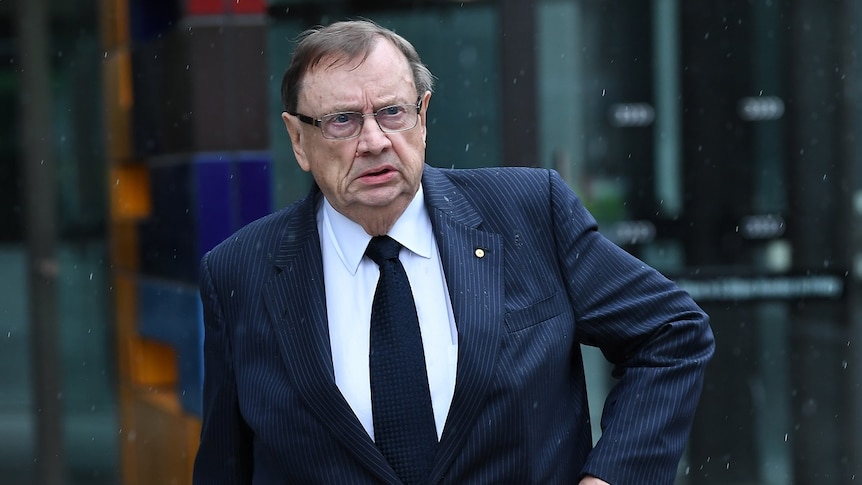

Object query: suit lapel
[261,190,399,484]
[261,170,504,484]
[422,167,504,483]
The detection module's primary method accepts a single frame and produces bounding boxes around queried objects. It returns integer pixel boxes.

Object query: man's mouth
[361,166,396,179]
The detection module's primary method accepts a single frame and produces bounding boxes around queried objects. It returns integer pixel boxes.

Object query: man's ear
[419,90,431,144]
[282,112,310,172]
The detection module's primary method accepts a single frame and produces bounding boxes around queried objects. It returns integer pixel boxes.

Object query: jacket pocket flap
[504,292,565,332]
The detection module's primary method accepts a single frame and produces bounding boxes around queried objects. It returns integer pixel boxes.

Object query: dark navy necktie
[365,235,437,484]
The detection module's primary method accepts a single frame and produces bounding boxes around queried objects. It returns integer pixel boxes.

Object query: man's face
[283,38,430,228]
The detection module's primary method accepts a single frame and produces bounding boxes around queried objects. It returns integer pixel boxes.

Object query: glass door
[537,0,862,483]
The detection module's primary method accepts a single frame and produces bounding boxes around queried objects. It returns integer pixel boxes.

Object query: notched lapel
[424,167,505,483]
[262,203,400,484]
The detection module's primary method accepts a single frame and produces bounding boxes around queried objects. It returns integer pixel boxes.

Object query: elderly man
[193,19,714,485]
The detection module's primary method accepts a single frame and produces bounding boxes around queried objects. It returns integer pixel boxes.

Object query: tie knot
[365,236,403,266]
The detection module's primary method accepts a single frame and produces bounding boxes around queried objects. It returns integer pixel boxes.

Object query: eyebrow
[320,97,408,115]
[320,104,362,114]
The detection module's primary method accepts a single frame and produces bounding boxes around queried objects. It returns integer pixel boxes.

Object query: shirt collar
[322,184,433,275]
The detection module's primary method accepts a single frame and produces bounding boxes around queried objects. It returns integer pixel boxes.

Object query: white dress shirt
[318,185,459,441]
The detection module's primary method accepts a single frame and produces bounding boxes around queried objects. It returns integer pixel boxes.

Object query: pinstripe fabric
[194,165,714,485]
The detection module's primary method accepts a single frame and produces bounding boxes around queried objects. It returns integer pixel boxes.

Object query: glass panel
[2,1,118,482]
[0,246,30,483]
[536,0,862,483]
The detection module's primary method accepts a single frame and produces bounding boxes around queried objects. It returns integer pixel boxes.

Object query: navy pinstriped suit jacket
[193,165,714,485]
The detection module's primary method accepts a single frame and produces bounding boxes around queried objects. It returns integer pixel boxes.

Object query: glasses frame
[290,96,424,140]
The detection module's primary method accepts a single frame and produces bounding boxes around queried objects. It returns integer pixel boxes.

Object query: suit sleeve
[193,252,254,484]
[548,171,715,484]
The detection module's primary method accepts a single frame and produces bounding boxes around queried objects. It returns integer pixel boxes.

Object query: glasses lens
[376,105,418,132]
[321,112,362,139]
[318,103,419,139]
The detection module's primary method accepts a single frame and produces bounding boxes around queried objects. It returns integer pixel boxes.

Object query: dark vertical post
[841,0,862,478]
[500,0,538,167]
[15,0,65,483]
[784,0,857,481]
[680,2,760,482]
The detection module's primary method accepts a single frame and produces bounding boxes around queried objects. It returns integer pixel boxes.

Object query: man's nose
[356,116,391,154]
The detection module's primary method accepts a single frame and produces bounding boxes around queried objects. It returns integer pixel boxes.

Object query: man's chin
[353,185,413,207]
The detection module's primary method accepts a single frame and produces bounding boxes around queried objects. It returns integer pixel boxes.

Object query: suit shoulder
[432,165,565,204]
[436,165,555,187]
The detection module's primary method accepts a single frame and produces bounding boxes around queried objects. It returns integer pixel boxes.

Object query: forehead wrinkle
[296,53,366,112]
[299,40,415,115]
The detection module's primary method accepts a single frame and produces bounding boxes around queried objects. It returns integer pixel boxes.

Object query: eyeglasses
[290,97,423,140]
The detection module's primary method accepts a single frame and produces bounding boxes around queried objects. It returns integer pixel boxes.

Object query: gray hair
[280,19,435,113]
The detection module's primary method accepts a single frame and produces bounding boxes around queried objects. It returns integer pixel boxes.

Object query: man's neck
[343,196,415,237]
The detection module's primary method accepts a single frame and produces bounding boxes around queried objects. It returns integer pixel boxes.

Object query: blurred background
[2,0,861,483]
